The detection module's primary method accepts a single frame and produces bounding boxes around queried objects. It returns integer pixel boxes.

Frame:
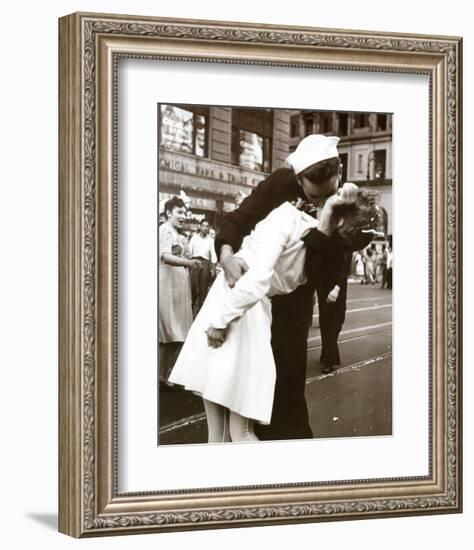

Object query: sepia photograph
[158,103,393,445]
[57,11,461,536]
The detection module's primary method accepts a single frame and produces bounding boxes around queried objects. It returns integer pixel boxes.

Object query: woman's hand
[326,285,340,303]
[326,182,358,209]
[162,253,200,269]
[206,327,228,348]
[318,182,359,236]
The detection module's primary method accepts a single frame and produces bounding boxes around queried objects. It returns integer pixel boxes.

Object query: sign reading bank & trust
[159,149,267,189]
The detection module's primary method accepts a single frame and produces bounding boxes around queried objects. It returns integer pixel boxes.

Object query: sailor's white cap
[287,134,340,174]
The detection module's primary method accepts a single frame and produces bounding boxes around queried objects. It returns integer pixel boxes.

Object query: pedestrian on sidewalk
[386,244,393,289]
[379,244,388,288]
[354,250,366,284]
[169,184,379,443]
[159,196,201,390]
[189,219,218,317]
[364,248,376,284]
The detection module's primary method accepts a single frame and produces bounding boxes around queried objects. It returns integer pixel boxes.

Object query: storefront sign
[159,149,266,189]
[159,192,217,212]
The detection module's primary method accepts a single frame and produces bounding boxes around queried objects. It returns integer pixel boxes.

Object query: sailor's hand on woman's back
[219,244,249,288]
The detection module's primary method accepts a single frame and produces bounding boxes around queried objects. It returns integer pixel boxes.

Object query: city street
[159,282,392,445]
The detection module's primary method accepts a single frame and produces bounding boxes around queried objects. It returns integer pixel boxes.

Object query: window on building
[378,206,388,235]
[357,153,363,173]
[159,104,208,157]
[231,108,273,172]
[376,114,388,132]
[232,128,270,172]
[339,153,348,182]
[338,113,348,136]
[319,113,333,134]
[374,149,387,179]
[304,118,314,136]
[290,115,300,138]
[353,113,370,129]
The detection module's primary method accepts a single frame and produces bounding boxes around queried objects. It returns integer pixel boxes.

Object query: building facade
[289,110,393,235]
[159,105,392,237]
[159,104,290,232]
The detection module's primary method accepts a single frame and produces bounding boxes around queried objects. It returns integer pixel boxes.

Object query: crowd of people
[159,134,389,443]
[354,243,393,288]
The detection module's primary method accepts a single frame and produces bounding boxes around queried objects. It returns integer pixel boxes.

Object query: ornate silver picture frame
[59,12,462,537]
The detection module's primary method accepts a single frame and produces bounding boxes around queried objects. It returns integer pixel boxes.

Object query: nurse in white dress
[169,183,359,442]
